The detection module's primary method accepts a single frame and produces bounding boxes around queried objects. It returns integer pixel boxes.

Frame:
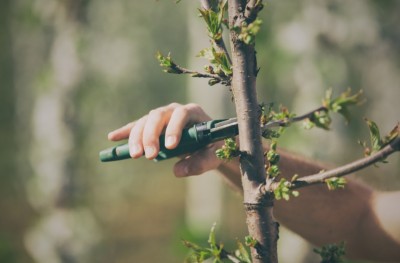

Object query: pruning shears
[99,118,281,162]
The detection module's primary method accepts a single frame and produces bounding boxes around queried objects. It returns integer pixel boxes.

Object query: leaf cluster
[264,141,281,178]
[259,103,292,140]
[198,0,227,41]
[304,89,363,130]
[183,223,224,263]
[234,18,263,45]
[198,47,232,79]
[323,89,364,123]
[156,51,183,74]
[273,178,299,201]
[313,242,346,263]
[216,138,240,161]
[183,223,254,263]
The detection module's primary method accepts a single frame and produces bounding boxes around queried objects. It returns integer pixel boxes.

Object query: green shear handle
[99,119,238,162]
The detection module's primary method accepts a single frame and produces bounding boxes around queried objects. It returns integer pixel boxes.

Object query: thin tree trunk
[228,1,279,262]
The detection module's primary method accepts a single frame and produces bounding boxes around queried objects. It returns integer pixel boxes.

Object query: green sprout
[325,177,347,191]
[216,138,240,161]
[274,178,299,201]
[323,88,364,123]
[235,239,252,263]
[359,119,399,160]
[314,242,346,263]
[183,223,224,263]
[156,51,183,74]
[236,18,263,45]
[197,47,232,76]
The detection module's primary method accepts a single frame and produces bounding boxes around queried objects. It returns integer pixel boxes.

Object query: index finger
[108,122,136,141]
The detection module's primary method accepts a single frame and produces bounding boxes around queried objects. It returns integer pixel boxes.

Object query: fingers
[107,103,212,161]
[141,107,173,159]
[128,116,147,158]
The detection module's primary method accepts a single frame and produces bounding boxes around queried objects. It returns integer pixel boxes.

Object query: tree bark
[227,1,279,262]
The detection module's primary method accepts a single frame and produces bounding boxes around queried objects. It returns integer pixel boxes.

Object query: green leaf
[182,240,213,263]
[197,47,232,76]
[244,236,258,248]
[208,223,217,250]
[324,88,363,123]
[365,118,383,153]
[305,110,332,130]
[235,240,252,263]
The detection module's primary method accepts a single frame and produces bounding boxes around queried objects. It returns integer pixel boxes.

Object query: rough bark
[228,1,278,262]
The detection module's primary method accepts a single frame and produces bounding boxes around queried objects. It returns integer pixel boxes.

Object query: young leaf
[323,88,363,123]
[198,0,227,41]
[197,47,232,76]
[156,51,183,74]
[244,236,258,248]
[237,18,263,45]
[235,240,252,263]
[365,118,383,153]
[216,138,239,160]
[325,177,347,191]
[273,179,299,201]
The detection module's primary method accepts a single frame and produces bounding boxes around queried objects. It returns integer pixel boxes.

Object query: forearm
[217,147,400,261]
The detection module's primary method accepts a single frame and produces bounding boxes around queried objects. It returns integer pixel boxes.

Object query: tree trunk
[228,1,279,262]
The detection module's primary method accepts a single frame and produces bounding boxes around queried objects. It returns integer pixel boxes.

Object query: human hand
[107,103,224,177]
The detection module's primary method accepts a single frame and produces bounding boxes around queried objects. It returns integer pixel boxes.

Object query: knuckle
[186,103,203,114]
[168,102,181,109]
[175,106,189,116]
[148,108,166,118]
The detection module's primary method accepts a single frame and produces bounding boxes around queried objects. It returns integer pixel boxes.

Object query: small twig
[281,135,400,190]
[291,106,328,123]
[171,64,231,85]
[263,106,328,129]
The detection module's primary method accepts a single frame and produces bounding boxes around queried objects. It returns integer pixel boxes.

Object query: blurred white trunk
[12,1,100,262]
[185,4,227,235]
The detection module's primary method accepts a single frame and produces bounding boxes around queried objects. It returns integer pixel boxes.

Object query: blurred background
[1,0,399,262]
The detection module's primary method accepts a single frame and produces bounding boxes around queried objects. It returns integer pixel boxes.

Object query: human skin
[108,103,400,262]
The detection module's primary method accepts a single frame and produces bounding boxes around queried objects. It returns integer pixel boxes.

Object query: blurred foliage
[0,0,399,262]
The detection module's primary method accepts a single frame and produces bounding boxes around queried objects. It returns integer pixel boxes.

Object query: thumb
[173,143,223,177]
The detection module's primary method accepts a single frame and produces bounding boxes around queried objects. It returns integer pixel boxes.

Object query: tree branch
[228,0,278,262]
[281,133,400,190]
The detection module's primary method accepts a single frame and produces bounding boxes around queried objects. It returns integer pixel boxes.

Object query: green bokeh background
[1,0,399,262]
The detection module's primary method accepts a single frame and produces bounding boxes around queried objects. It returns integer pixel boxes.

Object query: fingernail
[130,144,141,157]
[165,136,177,148]
[144,146,156,158]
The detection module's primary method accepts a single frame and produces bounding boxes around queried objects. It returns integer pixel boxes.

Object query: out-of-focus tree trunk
[11,1,100,262]
[0,1,34,262]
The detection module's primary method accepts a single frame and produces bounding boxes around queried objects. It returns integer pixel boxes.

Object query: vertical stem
[228,1,278,262]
